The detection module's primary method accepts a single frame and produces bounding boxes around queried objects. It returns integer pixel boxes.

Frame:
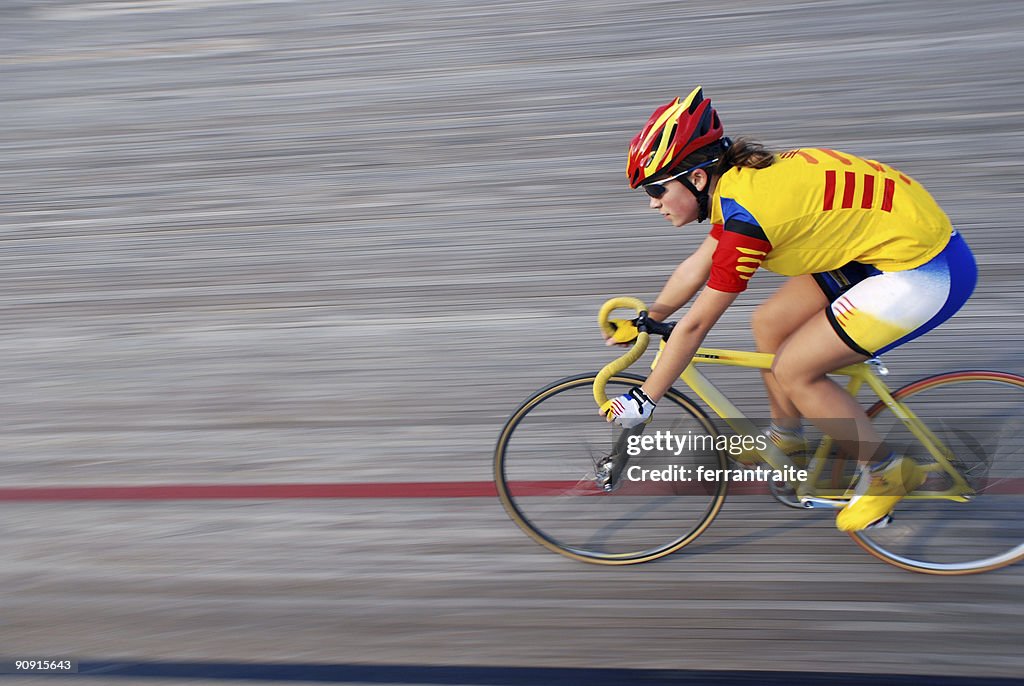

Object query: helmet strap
[677,174,711,223]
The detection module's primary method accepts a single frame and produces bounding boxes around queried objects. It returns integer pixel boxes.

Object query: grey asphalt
[1,0,1023,683]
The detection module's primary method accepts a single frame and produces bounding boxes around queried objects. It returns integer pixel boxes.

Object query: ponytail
[715,137,775,175]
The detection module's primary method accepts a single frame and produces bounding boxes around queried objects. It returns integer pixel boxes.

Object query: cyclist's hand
[600,387,655,428]
[605,318,639,347]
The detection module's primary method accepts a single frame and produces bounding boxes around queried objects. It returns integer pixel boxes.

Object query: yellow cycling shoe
[836,457,926,531]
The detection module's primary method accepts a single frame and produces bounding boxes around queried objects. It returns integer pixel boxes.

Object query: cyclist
[601,86,977,531]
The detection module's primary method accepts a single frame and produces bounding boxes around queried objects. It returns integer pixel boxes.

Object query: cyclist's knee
[770,355,791,389]
[771,353,821,394]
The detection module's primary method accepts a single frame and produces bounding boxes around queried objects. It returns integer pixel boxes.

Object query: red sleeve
[709,223,724,240]
[707,228,772,293]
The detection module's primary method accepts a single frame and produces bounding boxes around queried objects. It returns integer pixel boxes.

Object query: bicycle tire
[849,370,1024,575]
[494,373,729,564]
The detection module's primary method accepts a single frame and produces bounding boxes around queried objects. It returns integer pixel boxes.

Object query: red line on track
[0,482,500,502]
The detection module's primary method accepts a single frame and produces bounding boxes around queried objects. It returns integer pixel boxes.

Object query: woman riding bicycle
[602,86,978,531]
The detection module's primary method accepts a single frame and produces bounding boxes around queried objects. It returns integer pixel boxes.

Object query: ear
[690,168,708,192]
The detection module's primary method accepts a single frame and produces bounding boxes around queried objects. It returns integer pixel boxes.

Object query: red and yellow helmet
[626,86,724,188]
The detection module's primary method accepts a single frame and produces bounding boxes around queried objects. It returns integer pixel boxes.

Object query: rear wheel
[494,373,728,564]
[849,371,1024,574]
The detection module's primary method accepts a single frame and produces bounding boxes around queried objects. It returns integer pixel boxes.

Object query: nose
[649,194,661,210]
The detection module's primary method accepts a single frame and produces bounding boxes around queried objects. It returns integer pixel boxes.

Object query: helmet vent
[664,123,677,148]
[687,89,704,114]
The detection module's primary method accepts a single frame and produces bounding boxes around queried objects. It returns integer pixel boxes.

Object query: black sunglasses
[641,159,718,199]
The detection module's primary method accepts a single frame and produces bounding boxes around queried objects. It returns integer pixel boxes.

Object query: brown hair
[715,137,775,174]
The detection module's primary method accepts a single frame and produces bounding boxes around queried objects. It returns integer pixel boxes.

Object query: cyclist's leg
[771,313,880,462]
[772,316,918,531]
[774,232,977,529]
[751,275,827,429]
[774,233,976,461]
[758,260,888,441]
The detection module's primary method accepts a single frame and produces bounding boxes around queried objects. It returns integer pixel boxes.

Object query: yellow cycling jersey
[709,148,953,278]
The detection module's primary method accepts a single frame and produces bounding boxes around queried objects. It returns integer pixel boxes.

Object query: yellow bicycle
[494,297,1024,575]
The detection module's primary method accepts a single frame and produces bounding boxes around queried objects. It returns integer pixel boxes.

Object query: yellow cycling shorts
[814,231,976,356]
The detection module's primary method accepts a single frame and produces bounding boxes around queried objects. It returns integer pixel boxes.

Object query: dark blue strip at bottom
[63,662,1024,685]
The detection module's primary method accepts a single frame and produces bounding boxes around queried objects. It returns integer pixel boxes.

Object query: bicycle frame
[597,297,974,503]
[680,347,973,502]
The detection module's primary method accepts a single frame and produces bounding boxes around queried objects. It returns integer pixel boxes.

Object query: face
[645,169,708,227]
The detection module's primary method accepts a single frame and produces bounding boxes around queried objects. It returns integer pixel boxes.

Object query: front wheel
[850,371,1024,574]
[494,373,729,565]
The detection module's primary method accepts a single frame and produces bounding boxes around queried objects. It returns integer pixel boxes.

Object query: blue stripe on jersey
[719,197,761,228]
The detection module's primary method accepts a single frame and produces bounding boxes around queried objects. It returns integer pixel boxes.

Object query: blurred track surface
[2,0,1023,683]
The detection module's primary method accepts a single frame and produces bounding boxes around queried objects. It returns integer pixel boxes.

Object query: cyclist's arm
[648,234,717,321]
[641,286,739,402]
